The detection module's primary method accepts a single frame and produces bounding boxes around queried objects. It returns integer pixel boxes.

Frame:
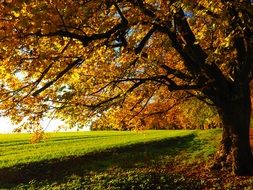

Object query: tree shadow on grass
[0,133,203,188]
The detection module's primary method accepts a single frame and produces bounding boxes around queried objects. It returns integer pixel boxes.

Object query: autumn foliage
[0,0,228,129]
[0,0,253,175]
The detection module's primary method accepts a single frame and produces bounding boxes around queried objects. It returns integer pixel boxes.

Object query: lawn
[0,129,252,189]
[0,130,192,169]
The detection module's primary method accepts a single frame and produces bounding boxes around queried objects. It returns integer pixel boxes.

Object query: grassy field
[0,129,252,189]
[0,130,193,169]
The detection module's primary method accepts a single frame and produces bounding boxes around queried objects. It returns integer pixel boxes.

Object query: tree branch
[160,64,192,80]
[127,0,156,18]
[24,11,128,47]
[32,58,83,96]
[135,25,157,54]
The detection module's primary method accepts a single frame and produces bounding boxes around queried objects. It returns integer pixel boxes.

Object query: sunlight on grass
[1,129,252,189]
[0,130,193,169]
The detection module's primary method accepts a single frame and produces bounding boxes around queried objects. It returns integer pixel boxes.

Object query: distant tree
[0,0,253,175]
[165,99,220,130]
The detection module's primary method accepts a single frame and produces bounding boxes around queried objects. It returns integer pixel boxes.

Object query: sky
[0,117,90,133]
[0,117,16,133]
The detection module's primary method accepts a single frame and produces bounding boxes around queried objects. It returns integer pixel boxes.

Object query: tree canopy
[1,0,253,175]
[0,0,249,128]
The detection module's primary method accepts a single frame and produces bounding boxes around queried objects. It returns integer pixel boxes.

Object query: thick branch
[114,75,202,92]
[192,2,219,18]
[25,12,128,47]
[127,0,156,18]
[157,9,230,100]
[135,25,157,54]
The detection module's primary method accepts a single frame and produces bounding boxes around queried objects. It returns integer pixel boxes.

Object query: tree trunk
[214,83,253,175]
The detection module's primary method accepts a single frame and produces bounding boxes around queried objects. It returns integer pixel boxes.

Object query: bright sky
[0,117,90,133]
[0,117,16,133]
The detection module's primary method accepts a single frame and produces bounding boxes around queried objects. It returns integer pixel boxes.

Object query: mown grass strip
[0,130,193,169]
[0,129,227,189]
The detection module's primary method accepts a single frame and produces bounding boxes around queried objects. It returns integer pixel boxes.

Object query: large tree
[0,0,253,175]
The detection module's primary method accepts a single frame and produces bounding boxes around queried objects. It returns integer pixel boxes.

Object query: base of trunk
[231,145,253,176]
[210,140,232,172]
[210,135,253,176]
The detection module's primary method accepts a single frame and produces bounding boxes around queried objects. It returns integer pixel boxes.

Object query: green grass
[1,129,252,189]
[0,130,193,169]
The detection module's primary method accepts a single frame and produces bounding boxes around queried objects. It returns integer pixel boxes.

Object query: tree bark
[214,83,253,175]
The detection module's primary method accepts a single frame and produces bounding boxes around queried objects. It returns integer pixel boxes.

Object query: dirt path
[250,128,253,150]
